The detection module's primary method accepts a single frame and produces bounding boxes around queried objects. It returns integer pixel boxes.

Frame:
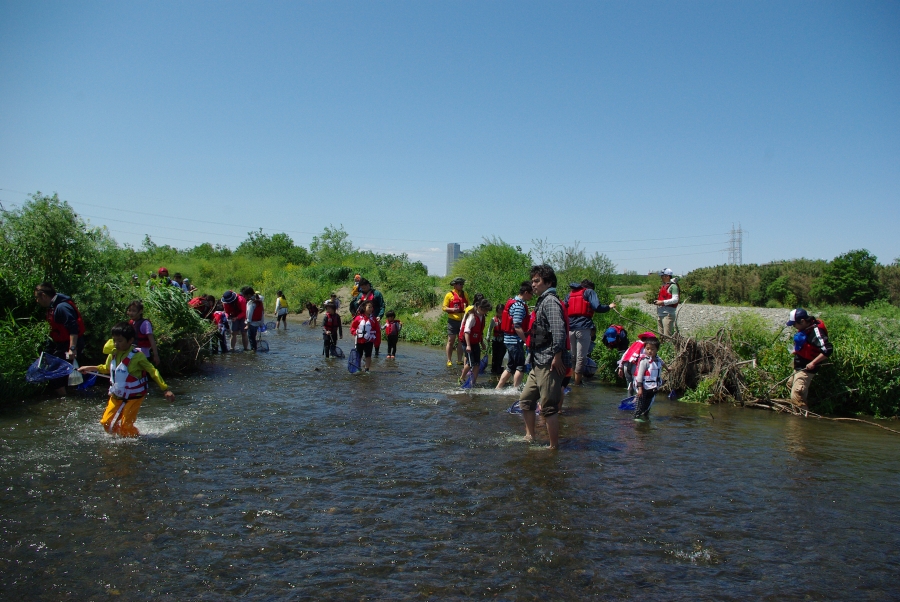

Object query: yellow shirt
[96,342,169,392]
[442,290,470,322]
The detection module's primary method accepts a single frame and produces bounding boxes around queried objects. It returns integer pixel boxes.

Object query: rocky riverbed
[618,295,791,334]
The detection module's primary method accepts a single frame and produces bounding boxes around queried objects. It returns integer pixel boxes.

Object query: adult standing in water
[518,265,568,449]
[655,268,679,337]
[786,308,832,411]
[564,279,615,386]
[442,277,470,367]
[34,282,85,396]
[350,278,385,355]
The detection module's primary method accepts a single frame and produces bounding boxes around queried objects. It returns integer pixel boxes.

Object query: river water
[1,327,898,600]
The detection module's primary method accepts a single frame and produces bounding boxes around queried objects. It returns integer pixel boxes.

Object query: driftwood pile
[664,330,749,403]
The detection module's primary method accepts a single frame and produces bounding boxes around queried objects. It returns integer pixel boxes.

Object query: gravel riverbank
[618,295,789,334]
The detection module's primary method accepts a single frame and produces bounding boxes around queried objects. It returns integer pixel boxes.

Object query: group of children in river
[73,272,670,440]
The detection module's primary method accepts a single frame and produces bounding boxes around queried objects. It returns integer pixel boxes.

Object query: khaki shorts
[518,364,563,417]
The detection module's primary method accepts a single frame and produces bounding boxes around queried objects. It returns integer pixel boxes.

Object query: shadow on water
[1,326,899,599]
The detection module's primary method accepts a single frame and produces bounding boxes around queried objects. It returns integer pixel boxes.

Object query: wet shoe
[447,361,453,367]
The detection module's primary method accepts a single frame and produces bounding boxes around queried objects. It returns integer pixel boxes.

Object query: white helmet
[659,268,674,276]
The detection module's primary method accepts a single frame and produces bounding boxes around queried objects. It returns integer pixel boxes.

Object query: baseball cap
[786,308,809,326]
[158,267,169,275]
[659,268,673,276]
[450,277,465,285]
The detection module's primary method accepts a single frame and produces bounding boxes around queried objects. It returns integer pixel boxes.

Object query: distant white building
[446,243,460,276]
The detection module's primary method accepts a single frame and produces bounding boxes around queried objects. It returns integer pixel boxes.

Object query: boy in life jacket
[488,303,507,375]
[633,338,664,421]
[786,308,833,410]
[495,281,534,390]
[601,325,629,352]
[350,301,378,372]
[78,322,175,437]
[458,299,491,387]
[322,300,343,358]
[126,300,161,366]
[383,311,402,359]
[212,306,229,353]
[618,331,656,395]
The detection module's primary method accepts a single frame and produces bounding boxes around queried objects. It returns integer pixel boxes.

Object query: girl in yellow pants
[80,322,175,437]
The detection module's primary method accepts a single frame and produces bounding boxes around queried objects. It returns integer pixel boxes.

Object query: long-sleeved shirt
[96,346,169,392]
[563,287,613,330]
[530,288,567,366]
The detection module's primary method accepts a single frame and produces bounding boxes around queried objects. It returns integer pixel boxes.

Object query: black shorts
[447,319,462,337]
[356,341,374,358]
[465,346,482,368]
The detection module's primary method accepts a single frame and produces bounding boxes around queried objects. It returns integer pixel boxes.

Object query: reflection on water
[1,327,898,599]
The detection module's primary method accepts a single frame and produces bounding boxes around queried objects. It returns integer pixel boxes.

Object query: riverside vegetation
[2,192,898,418]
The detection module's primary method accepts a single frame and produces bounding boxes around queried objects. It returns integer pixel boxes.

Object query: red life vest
[352,315,376,344]
[108,349,149,400]
[47,297,86,343]
[491,316,504,339]
[385,320,401,336]
[323,313,341,332]
[129,318,152,350]
[448,290,468,313]
[223,295,246,319]
[249,298,264,322]
[795,320,828,361]
[621,340,645,365]
[566,287,594,319]
[657,284,678,308]
[458,312,486,344]
[500,298,531,336]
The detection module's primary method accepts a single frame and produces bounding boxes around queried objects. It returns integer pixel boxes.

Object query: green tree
[810,249,881,306]
[309,225,354,264]
[236,229,310,265]
[450,238,533,307]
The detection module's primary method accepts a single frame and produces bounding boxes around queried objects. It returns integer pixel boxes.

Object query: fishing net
[266,321,276,330]
[331,346,344,359]
[257,340,269,353]
[26,353,74,383]
[348,349,361,373]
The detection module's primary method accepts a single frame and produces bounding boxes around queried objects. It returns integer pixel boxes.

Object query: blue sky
[1,1,897,275]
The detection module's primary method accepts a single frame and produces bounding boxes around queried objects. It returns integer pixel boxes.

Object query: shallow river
[2,327,898,600]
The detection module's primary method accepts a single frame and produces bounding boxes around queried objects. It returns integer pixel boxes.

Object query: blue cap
[786,308,809,326]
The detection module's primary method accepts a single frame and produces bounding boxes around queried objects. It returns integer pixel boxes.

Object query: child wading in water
[350,301,377,372]
[322,300,343,357]
[126,300,160,366]
[274,290,289,330]
[78,322,175,437]
[459,299,491,387]
[634,338,664,421]
[212,304,229,353]
[383,311,402,359]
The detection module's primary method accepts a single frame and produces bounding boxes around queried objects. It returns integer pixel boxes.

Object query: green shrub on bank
[681,311,900,417]
[398,313,448,347]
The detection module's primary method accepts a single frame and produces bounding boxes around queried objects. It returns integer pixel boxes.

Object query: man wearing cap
[442,277,470,366]
[655,268,679,337]
[786,308,832,410]
[564,279,615,386]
